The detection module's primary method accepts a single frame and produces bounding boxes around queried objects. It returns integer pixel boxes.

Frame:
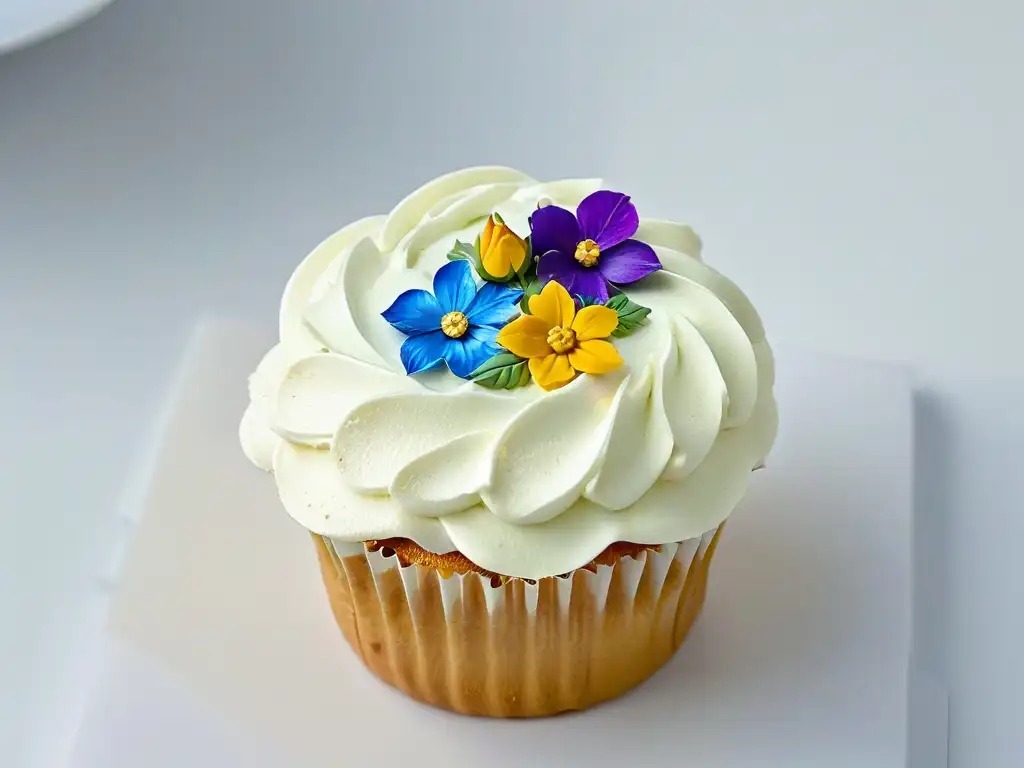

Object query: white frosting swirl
[240,167,777,579]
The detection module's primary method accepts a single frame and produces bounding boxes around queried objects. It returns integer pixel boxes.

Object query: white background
[0,0,1021,765]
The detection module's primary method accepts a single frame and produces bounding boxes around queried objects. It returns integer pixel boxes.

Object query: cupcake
[240,167,777,717]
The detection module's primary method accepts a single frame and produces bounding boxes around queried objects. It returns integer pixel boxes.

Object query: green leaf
[605,294,652,337]
[519,277,543,314]
[470,352,532,389]
[495,365,514,389]
[447,239,483,274]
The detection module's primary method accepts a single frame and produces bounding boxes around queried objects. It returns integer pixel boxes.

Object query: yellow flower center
[574,238,601,267]
[440,311,469,339]
[546,325,577,354]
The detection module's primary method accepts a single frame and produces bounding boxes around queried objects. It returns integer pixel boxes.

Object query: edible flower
[382,260,523,377]
[479,213,528,280]
[496,280,622,390]
[531,190,662,303]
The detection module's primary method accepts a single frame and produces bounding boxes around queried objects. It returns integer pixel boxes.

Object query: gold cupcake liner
[314,526,723,718]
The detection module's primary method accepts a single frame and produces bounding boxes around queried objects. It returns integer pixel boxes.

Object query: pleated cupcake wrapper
[324,531,719,619]
[315,526,722,717]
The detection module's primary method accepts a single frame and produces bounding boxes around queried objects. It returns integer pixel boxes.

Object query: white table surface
[0,1,1021,766]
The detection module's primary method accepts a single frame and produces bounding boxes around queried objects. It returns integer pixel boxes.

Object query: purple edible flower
[530,190,662,304]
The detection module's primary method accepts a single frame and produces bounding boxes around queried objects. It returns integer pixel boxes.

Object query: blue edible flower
[382,260,523,378]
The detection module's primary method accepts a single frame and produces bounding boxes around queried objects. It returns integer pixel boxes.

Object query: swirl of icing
[240,167,778,579]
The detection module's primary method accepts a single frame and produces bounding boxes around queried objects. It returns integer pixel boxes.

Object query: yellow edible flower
[496,280,623,391]
[480,213,528,278]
